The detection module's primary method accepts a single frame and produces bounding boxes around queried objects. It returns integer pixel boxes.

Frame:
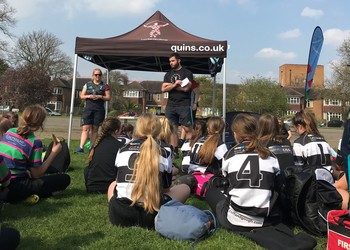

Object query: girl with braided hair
[107,114,190,228]
[84,117,124,193]
[0,104,70,204]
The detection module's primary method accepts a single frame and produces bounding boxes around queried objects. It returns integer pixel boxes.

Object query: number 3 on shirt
[236,155,263,187]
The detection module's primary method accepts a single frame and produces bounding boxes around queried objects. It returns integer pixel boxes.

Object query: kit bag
[155,199,217,244]
[192,172,214,197]
[327,210,350,250]
[44,138,71,173]
[284,165,342,236]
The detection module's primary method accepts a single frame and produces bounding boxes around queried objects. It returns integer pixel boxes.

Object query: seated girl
[117,123,134,144]
[180,120,207,175]
[84,117,124,193]
[206,114,281,231]
[107,114,190,229]
[0,155,20,250]
[0,105,70,204]
[157,117,178,176]
[173,117,227,192]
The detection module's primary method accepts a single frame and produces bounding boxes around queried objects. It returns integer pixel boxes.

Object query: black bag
[240,223,317,250]
[44,138,71,173]
[284,165,342,236]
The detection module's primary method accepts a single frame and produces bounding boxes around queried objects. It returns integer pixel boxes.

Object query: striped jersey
[180,139,191,172]
[114,139,172,201]
[188,136,228,174]
[117,134,132,145]
[293,132,332,170]
[0,128,43,178]
[222,141,280,227]
[0,155,10,184]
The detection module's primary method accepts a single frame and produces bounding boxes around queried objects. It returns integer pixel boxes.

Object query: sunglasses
[94,74,102,76]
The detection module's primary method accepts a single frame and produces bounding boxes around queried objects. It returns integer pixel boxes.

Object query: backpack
[192,172,229,198]
[44,138,71,173]
[284,165,342,236]
[240,223,317,250]
[155,199,217,245]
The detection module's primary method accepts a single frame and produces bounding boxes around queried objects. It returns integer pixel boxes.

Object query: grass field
[1,139,328,250]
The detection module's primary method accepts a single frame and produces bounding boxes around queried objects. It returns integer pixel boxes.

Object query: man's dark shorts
[165,105,193,127]
[81,108,105,126]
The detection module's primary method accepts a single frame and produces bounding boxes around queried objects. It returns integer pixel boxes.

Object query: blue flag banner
[304,26,324,108]
[340,108,350,189]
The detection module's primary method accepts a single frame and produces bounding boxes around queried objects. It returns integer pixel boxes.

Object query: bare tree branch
[9,30,73,79]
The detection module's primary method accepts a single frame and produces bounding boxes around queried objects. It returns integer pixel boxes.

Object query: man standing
[162,53,193,156]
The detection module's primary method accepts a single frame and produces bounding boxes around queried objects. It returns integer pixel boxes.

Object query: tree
[107,70,128,112]
[327,38,350,104]
[233,77,288,116]
[0,58,8,75]
[195,76,224,115]
[0,0,16,55]
[0,66,52,109]
[10,30,73,79]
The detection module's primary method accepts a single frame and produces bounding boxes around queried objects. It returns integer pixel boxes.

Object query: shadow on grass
[2,199,75,221]
[20,231,105,250]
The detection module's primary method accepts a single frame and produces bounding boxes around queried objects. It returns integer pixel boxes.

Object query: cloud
[324,28,350,47]
[10,0,44,18]
[85,0,160,17]
[234,0,258,12]
[278,29,301,39]
[301,7,323,19]
[10,0,160,20]
[263,71,277,80]
[255,48,296,60]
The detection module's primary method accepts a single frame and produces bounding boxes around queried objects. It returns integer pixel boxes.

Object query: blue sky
[7,0,350,84]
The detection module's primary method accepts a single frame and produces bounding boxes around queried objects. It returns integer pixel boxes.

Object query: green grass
[1,139,327,249]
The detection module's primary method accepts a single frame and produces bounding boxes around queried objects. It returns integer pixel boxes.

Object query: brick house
[279,64,343,121]
[123,81,167,115]
[49,78,89,114]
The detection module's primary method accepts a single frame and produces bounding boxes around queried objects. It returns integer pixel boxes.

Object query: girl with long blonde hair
[107,114,190,228]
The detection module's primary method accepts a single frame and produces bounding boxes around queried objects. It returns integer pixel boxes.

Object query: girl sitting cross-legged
[107,114,190,229]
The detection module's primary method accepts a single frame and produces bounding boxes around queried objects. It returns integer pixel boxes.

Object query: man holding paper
[162,53,193,155]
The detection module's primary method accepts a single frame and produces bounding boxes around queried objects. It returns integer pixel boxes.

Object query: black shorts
[165,105,193,127]
[81,108,105,126]
[6,174,71,203]
[108,197,156,229]
[108,194,173,229]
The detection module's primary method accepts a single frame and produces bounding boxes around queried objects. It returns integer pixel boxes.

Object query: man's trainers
[74,147,84,154]
[24,194,40,205]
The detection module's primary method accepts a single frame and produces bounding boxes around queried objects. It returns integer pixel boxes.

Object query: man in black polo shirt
[162,53,193,156]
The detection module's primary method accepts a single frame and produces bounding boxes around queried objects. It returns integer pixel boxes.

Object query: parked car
[117,111,139,118]
[319,121,327,127]
[0,105,10,113]
[284,118,293,128]
[45,107,61,116]
[327,120,343,127]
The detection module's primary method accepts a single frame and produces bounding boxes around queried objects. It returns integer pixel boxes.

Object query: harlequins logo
[143,20,169,38]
